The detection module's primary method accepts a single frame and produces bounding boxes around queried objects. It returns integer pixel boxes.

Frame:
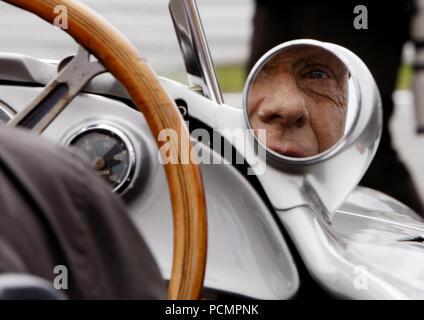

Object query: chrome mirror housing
[239,39,382,215]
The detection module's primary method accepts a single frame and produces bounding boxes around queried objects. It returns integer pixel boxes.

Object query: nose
[257,73,308,128]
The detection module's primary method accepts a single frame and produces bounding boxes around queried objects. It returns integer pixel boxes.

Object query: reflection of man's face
[248,46,349,157]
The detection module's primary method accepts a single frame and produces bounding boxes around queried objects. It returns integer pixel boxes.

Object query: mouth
[268,143,308,158]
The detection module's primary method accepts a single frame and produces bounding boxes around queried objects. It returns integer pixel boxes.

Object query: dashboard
[0,53,299,299]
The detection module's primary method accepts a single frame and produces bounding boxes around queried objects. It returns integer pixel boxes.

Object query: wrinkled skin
[248,45,349,157]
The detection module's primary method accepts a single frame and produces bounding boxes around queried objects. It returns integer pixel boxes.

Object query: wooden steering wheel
[3,0,207,300]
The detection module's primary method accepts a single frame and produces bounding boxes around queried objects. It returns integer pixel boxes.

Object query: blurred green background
[397,64,413,90]
[216,65,246,92]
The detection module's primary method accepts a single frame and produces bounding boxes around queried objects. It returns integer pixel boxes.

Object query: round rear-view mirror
[243,40,362,165]
[239,39,382,213]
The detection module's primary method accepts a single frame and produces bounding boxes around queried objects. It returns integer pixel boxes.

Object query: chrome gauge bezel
[65,122,137,193]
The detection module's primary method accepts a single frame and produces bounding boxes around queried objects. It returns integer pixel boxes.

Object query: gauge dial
[69,125,136,192]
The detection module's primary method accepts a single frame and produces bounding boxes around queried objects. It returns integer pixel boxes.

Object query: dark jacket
[0,127,166,299]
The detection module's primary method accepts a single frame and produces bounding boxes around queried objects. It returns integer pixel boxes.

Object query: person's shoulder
[0,127,103,192]
[0,127,88,171]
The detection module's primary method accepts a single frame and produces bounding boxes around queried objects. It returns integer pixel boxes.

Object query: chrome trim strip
[169,0,224,104]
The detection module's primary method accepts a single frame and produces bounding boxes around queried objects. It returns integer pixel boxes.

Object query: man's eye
[304,69,329,79]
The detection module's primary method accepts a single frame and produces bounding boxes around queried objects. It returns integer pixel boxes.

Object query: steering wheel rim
[3,0,207,300]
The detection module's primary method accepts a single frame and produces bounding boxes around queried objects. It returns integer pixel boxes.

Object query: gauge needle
[103,144,121,163]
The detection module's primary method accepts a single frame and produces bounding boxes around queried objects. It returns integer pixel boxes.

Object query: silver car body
[1,51,424,299]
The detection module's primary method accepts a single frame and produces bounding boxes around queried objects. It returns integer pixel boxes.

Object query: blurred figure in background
[247,0,424,215]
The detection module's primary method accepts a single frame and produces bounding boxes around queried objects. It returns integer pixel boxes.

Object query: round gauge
[68,124,136,193]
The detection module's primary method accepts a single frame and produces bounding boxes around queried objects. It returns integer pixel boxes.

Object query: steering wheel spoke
[7,46,106,133]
